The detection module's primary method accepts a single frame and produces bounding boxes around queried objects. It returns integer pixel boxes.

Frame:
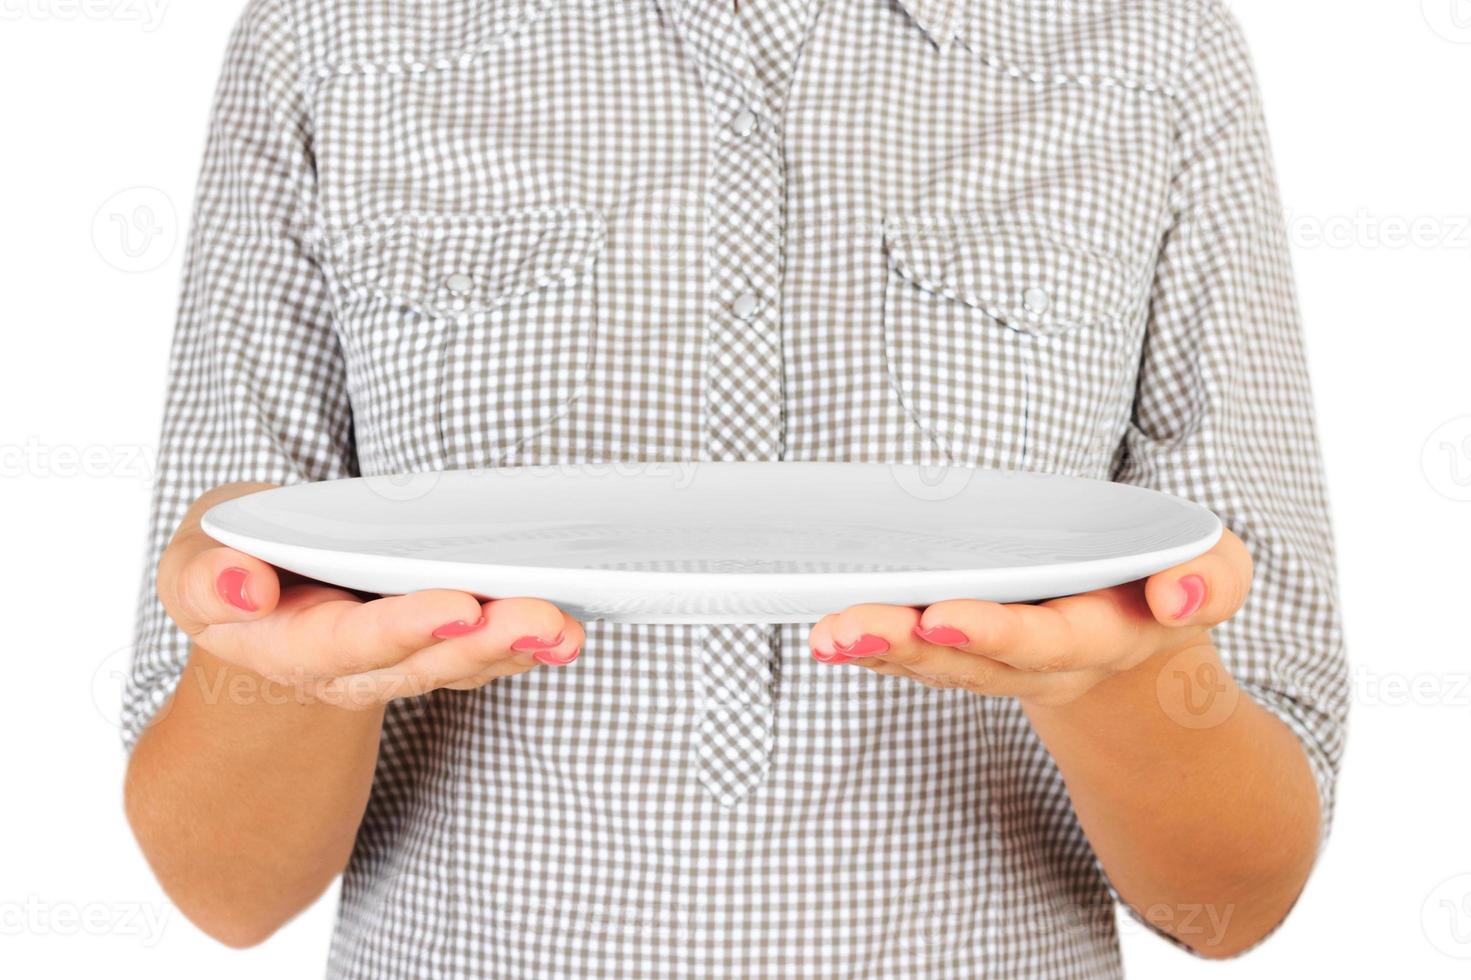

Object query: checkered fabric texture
[123,0,1350,976]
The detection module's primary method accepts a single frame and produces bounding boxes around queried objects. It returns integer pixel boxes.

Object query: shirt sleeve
[1114,3,1350,839]
[121,0,355,750]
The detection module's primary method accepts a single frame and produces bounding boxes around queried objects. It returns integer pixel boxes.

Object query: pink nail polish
[217,567,257,612]
[1174,575,1207,620]
[914,625,969,646]
[432,616,486,639]
[812,648,853,665]
[835,635,890,659]
[512,632,565,652]
[535,647,580,666]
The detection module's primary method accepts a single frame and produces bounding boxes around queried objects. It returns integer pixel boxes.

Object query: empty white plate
[201,463,1222,624]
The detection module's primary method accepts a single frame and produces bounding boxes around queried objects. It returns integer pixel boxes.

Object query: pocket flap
[884,216,1133,334]
[338,205,606,317]
[954,0,1195,92]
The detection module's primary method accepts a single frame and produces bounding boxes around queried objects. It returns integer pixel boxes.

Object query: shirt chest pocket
[881,215,1143,475]
[333,206,605,472]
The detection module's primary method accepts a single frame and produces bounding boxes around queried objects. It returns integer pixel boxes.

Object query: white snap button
[1023,287,1050,315]
[730,109,758,137]
[445,273,475,295]
[732,292,760,320]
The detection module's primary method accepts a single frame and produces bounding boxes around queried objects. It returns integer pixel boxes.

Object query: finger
[854,659,941,686]
[438,655,542,690]
[1144,529,1252,628]
[162,544,281,635]
[305,588,490,674]
[441,597,585,674]
[916,592,1171,674]
[325,599,585,707]
[811,604,1062,699]
[197,587,484,680]
[322,599,584,706]
[808,604,920,662]
[915,598,1082,671]
[851,625,1068,700]
[890,627,1062,696]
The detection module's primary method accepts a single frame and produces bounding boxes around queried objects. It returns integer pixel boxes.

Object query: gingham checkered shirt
[124,0,1349,975]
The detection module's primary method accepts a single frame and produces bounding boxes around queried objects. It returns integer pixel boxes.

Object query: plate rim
[200,464,1223,600]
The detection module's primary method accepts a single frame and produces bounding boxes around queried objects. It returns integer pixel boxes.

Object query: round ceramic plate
[200,463,1222,624]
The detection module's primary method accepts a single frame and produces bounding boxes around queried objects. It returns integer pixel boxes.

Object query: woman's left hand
[809,530,1253,707]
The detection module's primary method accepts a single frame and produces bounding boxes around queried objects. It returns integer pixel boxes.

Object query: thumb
[163,544,282,635]
[1143,529,1253,629]
[157,482,283,634]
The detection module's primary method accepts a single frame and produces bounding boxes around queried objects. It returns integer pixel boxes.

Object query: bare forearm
[1024,642,1320,958]
[124,645,384,947]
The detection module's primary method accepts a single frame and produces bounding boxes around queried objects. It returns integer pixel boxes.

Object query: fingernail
[1174,575,1207,620]
[914,625,969,646]
[217,567,258,612]
[835,635,890,659]
[432,616,486,639]
[512,632,565,652]
[812,648,853,665]
[534,647,580,667]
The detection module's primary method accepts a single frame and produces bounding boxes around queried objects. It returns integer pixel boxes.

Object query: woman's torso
[311,0,1195,974]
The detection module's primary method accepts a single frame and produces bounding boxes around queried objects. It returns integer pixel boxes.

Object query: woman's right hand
[156,482,585,710]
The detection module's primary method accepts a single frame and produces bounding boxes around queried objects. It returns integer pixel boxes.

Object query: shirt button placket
[701,65,786,465]
[685,9,788,815]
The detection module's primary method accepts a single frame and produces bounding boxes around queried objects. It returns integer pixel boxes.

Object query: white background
[2,0,1468,975]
